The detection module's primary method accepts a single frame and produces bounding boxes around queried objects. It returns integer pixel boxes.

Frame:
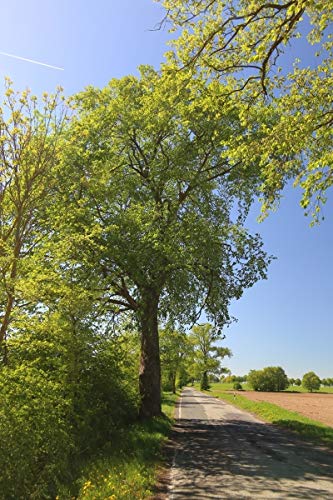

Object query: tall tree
[159,0,333,221]
[58,67,270,417]
[0,80,67,361]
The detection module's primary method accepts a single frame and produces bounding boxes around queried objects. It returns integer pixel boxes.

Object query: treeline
[219,367,332,393]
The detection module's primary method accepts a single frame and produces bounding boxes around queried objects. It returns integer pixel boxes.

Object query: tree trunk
[138,290,162,419]
[171,372,176,394]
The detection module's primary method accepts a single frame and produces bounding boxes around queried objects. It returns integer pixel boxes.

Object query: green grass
[206,389,333,448]
[62,392,178,500]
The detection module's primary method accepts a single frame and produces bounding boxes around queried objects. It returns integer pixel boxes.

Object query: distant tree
[302,371,321,392]
[248,366,288,392]
[288,378,295,386]
[188,323,232,391]
[160,328,189,393]
[321,378,333,387]
[294,378,302,387]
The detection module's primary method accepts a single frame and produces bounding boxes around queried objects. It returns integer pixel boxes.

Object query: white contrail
[0,51,64,70]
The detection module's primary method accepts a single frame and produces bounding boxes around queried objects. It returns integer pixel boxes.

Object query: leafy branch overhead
[159,0,333,222]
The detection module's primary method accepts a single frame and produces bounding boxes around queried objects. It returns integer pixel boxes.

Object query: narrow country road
[168,388,333,499]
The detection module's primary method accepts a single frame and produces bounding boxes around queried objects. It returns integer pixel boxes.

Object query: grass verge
[207,390,333,448]
[66,392,178,500]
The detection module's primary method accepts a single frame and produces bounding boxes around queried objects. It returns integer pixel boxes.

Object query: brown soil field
[241,391,333,428]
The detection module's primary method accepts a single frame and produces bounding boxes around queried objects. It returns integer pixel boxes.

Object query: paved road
[168,388,333,499]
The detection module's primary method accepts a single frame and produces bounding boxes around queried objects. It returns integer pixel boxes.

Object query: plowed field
[241,391,333,428]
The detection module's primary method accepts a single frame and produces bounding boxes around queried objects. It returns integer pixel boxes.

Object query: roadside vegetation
[70,393,178,500]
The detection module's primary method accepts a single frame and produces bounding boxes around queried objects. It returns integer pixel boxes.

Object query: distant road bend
[168,388,333,499]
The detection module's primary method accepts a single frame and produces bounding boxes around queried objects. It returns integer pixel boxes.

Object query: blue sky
[1,1,332,378]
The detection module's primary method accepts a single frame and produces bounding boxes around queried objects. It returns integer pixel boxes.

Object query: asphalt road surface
[168,388,333,499]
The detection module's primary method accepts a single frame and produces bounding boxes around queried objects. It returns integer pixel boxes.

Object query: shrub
[302,371,321,392]
[0,366,73,499]
[233,382,243,390]
[0,325,140,497]
[248,366,288,392]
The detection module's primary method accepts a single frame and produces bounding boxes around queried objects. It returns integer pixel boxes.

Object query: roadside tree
[58,68,270,417]
[160,327,189,393]
[0,81,67,361]
[188,323,232,390]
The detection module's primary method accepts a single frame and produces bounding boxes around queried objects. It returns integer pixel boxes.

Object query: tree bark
[138,289,162,419]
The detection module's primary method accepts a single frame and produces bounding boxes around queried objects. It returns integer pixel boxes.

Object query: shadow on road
[169,393,333,499]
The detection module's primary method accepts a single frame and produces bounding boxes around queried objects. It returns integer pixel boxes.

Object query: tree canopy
[159,0,333,222]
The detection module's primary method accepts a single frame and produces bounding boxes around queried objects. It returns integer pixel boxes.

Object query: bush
[0,366,73,499]
[233,382,243,390]
[302,371,321,392]
[248,366,288,392]
[0,324,140,497]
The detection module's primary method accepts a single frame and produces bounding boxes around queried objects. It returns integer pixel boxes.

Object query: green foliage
[159,0,333,222]
[56,67,270,416]
[0,61,276,491]
[0,365,72,499]
[233,382,243,390]
[61,67,270,327]
[248,366,289,392]
[188,323,232,387]
[322,377,333,387]
[302,371,321,392]
[160,328,189,393]
[0,80,67,355]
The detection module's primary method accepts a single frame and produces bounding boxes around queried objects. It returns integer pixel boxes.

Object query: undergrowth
[59,392,178,499]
